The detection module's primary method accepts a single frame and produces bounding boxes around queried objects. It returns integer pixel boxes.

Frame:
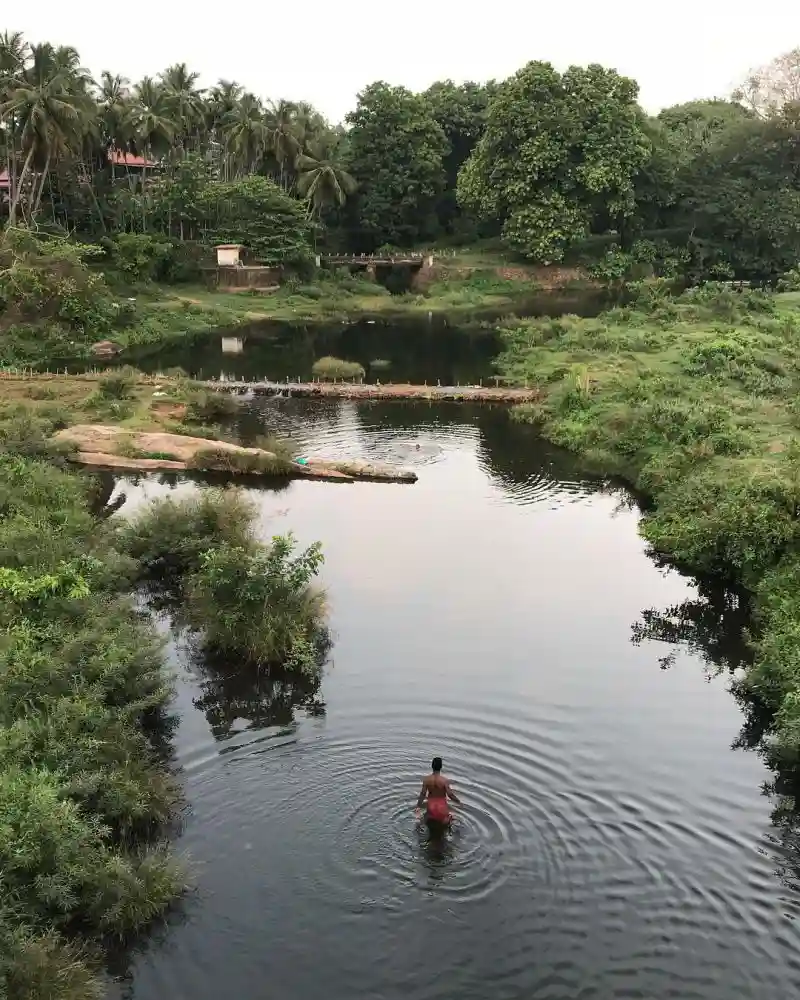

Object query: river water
[107,393,800,1000]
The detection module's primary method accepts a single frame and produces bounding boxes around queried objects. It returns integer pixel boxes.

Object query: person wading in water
[415,756,461,827]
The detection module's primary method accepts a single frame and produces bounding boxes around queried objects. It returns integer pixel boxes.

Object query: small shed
[215,244,245,267]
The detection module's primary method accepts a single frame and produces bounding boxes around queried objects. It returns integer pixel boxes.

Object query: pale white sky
[12,2,800,122]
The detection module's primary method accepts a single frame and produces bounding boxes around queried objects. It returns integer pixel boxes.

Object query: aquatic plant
[183,388,240,424]
[311,356,366,380]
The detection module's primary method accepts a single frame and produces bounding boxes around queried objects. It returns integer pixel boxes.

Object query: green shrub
[186,446,293,476]
[116,488,256,583]
[642,464,800,580]
[103,233,174,283]
[185,536,326,672]
[0,228,117,336]
[97,367,137,400]
[184,389,239,424]
[311,356,366,381]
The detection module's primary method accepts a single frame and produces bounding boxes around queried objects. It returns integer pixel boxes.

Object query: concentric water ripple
[119,400,800,1000]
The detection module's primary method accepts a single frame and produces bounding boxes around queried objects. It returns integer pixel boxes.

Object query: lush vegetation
[0,396,327,995]
[2,32,799,284]
[497,284,800,759]
[0,444,184,998]
[117,491,328,673]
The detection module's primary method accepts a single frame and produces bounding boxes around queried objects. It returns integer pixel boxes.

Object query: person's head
[431,756,443,773]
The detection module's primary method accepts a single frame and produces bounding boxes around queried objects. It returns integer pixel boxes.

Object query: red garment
[426,796,451,823]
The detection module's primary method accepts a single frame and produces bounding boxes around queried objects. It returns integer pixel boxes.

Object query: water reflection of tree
[631,570,800,896]
[189,648,326,741]
[631,573,754,673]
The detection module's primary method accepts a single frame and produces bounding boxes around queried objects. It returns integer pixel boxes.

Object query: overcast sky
[12,2,800,122]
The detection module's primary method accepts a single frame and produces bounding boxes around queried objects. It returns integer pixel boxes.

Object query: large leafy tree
[424,79,497,235]
[627,101,753,239]
[201,174,314,266]
[677,108,800,282]
[345,81,448,249]
[457,62,650,262]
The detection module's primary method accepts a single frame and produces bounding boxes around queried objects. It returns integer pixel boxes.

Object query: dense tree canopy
[677,110,800,282]
[457,62,650,261]
[423,80,497,236]
[344,82,448,249]
[0,31,799,281]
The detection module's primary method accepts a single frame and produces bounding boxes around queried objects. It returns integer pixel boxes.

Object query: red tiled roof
[0,169,9,189]
[108,149,157,168]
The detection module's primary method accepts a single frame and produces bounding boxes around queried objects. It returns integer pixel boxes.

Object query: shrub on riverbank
[497,284,800,757]
[0,453,185,997]
[118,490,328,673]
[186,536,327,673]
[312,356,366,380]
[117,489,256,583]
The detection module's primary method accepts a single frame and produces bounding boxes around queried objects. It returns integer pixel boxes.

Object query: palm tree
[222,92,270,179]
[1,41,94,223]
[132,76,174,160]
[0,32,30,215]
[264,99,300,189]
[98,71,135,178]
[160,62,205,153]
[296,139,357,218]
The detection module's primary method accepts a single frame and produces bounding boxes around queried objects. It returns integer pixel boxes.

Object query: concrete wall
[216,246,242,267]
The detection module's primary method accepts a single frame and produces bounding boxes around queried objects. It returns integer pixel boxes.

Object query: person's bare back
[416,756,461,824]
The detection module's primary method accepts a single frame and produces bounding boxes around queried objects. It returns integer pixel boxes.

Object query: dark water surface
[127,317,501,386]
[111,400,800,1000]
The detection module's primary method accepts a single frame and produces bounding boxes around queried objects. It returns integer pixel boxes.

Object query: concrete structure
[215,244,245,267]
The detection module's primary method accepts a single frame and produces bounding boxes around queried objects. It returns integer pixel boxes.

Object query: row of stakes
[215,375,526,389]
[0,369,531,390]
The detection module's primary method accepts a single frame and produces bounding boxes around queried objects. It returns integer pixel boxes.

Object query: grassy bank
[140,267,588,329]
[0,449,185,998]
[2,271,586,366]
[496,284,800,760]
[0,395,327,996]
[0,230,596,367]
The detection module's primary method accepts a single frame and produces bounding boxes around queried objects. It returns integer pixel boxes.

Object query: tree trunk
[78,160,107,232]
[9,144,35,226]
[32,150,51,217]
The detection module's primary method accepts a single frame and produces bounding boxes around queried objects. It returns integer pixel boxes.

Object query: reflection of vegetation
[631,576,753,673]
[632,576,800,888]
[191,649,325,741]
